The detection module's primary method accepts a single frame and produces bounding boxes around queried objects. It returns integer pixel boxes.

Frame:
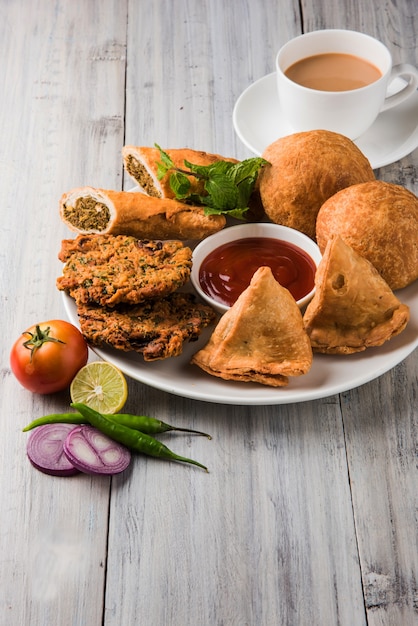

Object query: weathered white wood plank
[0,1,127,625]
[105,393,366,625]
[122,0,300,161]
[341,354,418,626]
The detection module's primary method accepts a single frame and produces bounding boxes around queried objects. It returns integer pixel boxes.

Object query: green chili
[22,413,85,431]
[22,411,211,439]
[109,413,212,438]
[71,403,208,471]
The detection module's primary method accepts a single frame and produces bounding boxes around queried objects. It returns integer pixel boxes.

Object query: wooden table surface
[1,1,417,625]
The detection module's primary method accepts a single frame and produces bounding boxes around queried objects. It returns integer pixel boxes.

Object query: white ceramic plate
[62,279,418,406]
[233,73,418,169]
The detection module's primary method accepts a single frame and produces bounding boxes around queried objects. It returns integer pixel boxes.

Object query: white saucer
[233,73,418,169]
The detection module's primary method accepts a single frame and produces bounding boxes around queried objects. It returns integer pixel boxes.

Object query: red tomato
[10,320,89,394]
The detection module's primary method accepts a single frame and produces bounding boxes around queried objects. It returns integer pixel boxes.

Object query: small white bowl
[191,222,322,314]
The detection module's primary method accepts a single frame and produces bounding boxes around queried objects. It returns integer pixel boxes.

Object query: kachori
[257,130,375,239]
[316,180,418,289]
[303,235,410,354]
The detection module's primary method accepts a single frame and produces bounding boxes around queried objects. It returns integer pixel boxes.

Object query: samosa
[303,235,410,354]
[191,266,312,387]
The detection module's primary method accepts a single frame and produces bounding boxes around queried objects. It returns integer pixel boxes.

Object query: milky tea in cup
[285,53,382,91]
[276,29,418,139]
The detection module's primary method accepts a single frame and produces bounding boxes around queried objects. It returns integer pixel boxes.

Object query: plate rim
[62,283,418,406]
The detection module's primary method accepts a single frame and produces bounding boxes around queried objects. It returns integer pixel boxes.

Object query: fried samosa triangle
[191,266,313,387]
[303,235,410,354]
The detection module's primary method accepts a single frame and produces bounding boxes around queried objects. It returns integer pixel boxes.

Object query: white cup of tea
[276,29,418,139]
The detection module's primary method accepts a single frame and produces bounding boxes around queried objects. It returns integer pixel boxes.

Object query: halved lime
[70,361,128,414]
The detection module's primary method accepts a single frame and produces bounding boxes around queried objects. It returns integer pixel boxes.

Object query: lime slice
[70,361,128,414]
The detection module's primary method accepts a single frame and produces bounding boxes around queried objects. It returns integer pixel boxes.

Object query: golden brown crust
[57,234,193,307]
[191,266,312,386]
[258,130,375,240]
[75,293,217,361]
[316,180,418,290]
[303,236,410,354]
[59,187,226,240]
[122,145,238,198]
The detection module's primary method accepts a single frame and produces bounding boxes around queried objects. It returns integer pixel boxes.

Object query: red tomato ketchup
[199,237,316,307]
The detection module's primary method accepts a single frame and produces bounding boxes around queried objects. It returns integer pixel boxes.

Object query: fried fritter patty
[57,234,192,306]
[76,293,217,361]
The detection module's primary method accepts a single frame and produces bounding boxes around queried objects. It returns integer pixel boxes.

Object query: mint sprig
[155,144,268,220]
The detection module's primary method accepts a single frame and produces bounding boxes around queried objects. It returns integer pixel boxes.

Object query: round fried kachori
[258,130,375,240]
[316,180,418,290]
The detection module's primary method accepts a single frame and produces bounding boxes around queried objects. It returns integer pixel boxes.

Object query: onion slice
[63,425,131,475]
[26,423,80,476]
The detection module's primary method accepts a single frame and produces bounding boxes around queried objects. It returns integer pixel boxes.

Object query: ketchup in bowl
[199,236,316,307]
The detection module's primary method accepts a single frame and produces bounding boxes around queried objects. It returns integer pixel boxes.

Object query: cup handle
[380,63,418,112]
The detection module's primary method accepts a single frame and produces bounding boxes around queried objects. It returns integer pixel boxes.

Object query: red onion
[63,425,131,475]
[26,423,80,476]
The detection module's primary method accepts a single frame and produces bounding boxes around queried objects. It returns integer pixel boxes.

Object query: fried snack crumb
[124,155,162,197]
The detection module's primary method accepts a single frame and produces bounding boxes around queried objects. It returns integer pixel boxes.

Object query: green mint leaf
[154,145,269,218]
[182,160,211,180]
[156,162,168,180]
[229,158,268,210]
[203,205,250,219]
[183,159,239,185]
[155,144,174,180]
[169,171,191,198]
[228,158,268,185]
[204,173,239,210]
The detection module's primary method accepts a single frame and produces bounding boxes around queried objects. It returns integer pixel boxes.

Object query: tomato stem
[22,325,65,361]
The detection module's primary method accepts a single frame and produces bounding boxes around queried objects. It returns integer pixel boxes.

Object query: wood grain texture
[123,0,300,161]
[341,354,418,626]
[0,1,416,625]
[105,396,366,625]
[0,1,127,625]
